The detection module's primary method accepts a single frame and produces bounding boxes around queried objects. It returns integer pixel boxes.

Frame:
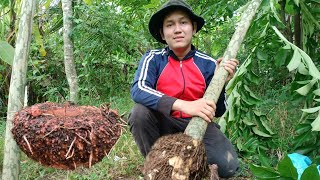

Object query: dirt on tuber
[11,102,123,170]
[143,133,209,180]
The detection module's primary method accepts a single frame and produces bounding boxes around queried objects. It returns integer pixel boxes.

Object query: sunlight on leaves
[311,115,320,131]
[287,49,301,72]
[301,106,320,114]
[0,41,14,65]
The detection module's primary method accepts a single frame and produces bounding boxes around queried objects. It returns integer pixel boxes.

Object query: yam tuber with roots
[11,102,124,170]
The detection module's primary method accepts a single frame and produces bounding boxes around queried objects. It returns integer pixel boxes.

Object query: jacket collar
[165,45,196,61]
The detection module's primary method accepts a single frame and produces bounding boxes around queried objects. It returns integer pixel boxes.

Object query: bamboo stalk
[185,0,263,140]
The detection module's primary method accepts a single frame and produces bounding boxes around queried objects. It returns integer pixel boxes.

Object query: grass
[254,84,304,168]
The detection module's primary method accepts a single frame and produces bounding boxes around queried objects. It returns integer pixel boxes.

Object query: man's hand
[217,57,239,81]
[172,98,216,122]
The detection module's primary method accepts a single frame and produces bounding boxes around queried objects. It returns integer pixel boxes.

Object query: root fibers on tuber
[143,133,208,180]
[11,102,122,170]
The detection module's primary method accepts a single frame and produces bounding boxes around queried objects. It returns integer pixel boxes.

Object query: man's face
[161,10,196,52]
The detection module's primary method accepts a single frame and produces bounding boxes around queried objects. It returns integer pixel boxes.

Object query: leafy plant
[220,50,276,165]
[220,0,320,164]
[250,155,320,180]
[271,26,320,162]
[0,41,14,65]
[0,41,13,117]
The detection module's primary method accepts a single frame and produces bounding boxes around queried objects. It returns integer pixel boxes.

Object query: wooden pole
[185,0,263,140]
[2,0,35,179]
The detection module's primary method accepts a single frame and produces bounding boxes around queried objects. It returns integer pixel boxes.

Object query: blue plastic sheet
[288,153,320,180]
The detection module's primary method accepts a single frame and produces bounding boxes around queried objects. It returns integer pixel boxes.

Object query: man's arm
[172,98,216,122]
[131,50,178,116]
[172,58,239,122]
[130,51,163,110]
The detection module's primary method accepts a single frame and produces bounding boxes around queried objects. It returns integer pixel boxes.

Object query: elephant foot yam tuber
[11,102,123,170]
[143,133,209,180]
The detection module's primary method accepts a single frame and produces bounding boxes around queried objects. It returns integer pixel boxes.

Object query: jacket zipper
[180,60,186,118]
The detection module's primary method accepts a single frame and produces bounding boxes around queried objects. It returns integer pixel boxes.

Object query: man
[128,0,239,178]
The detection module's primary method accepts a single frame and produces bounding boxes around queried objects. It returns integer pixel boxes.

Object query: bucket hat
[148,0,205,44]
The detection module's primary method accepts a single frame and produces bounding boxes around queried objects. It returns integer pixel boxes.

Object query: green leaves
[269,0,283,24]
[311,115,320,131]
[278,156,298,179]
[273,26,320,132]
[32,24,47,57]
[0,0,10,8]
[273,26,320,79]
[250,164,280,179]
[83,0,93,5]
[287,49,301,72]
[301,164,320,180]
[0,41,14,65]
[275,48,289,67]
[301,105,320,131]
[293,117,319,154]
[257,49,269,61]
[252,127,272,137]
[251,155,320,180]
[302,106,320,114]
[295,79,317,96]
[223,53,275,158]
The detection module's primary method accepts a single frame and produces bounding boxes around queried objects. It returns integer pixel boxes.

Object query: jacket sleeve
[130,50,176,115]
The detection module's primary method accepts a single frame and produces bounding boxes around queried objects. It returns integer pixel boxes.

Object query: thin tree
[2,0,36,179]
[62,0,78,103]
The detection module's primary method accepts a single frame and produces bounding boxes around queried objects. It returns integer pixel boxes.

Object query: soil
[12,102,123,170]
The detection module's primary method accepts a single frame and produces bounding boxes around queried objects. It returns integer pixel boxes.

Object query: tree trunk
[184,0,263,141]
[62,0,78,103]
[294,9,301,48]
[280,0,293,42]
[280,0,286,25]
[2,0,35,179]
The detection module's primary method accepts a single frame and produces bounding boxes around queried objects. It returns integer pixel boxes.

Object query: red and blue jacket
[130,45,227,119]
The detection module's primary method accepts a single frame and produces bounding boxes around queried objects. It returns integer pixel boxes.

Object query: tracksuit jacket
[130,45,227,119]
